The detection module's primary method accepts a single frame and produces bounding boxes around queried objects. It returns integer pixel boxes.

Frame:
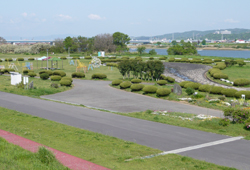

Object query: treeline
[201,33,250,40]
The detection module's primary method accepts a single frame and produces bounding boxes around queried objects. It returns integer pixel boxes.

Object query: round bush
[214,59,222,62]
[235,91,250,99]
[39,70,53,76]
[61,77,73,82]
[72,56,80,59]
[131,84,144,91]
[210,86,224,94]
[149,57,154,60]
[28,58,34,60]
[167,76,175,83]
[40,73,49,80]
[131,79,142,84]
[213,73,228,79]
[51,83,59,88]
[71,72,85,78]
[221,89,238,97]
[5,58,13,62]
[234,78,250,86]
[60,57,67,60]
[159,57,166,60]
[60,80,72,86]
[157,80,168,85]
[91,73,107,79]
[50,75,62,81]
[53,70,66,77]
[179,81,192,88]
[28,72,36,77]
[3,68,15,73]
[156,88,171,96]
[84,56,92,59]
[184,82,201,90]
[23,70,29,74]
[120,81,132,89]
[0,60,2,62]
[143,85,158,93]
[168,58,175,62]
[112,80,123,86]
[17,58,24,61]
[186,87,195,95]
[198,84,212,92]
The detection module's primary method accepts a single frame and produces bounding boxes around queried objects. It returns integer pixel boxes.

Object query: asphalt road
[0,91,250,169]
[41,80,223,117]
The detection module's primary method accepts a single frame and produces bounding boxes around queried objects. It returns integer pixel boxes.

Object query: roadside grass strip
[126,136,244,161]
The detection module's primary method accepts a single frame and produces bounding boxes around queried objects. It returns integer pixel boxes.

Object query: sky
[1,0,250,39]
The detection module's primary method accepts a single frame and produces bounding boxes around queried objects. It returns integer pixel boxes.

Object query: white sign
[23,77,29,85]
[10,72,22,85]
[242,94,245,100]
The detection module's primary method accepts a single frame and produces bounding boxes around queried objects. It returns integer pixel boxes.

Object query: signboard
[10,72,22,85]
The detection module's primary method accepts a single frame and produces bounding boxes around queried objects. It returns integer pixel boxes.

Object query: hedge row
[160,75,175,83]
[213,62,226,70]
[168,58,213,64]
[233,78,250,86]
[106,63,118,67]
[208,68,228,79]
[71,72,85,78]
[91,73,107,79]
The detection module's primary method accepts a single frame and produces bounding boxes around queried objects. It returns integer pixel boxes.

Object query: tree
[171,40,177,46]
[192,42,198,47]
[118,60,130,79]
[137,46,146,55]
[77,36,88,52]
[167,41,197,55]
[202,40,206,45]
[149,49,157,55]
[156,42,161,46]
[0,37,7,44]
[153,61,164,81]
[147,60,155,81]
[112,32,130,52]
[63,36,73,49]
[94,33,116,52]
[50,38,65,53]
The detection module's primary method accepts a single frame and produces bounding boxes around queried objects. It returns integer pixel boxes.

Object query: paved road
[41,79,223,117]
[0,91,250,169]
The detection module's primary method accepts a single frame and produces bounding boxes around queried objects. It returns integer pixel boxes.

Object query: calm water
[129,48,250,58]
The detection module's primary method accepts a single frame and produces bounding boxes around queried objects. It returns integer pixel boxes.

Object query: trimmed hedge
[179,81,192,88]
[156,88,171,96]
[17,58,24,61]
[39,70,53,76]
[71,72,85,78]
[50,75,62,81]
[214,59,222,62]
[28,72,36,77]
[2,68,15,73]
[60,57,67,60]
[112,80,123,86]
[167,76,175,83]
[210,86,224,94]
[60,80,72,86]
[28,58,34,60]
[157,80,168,85]
[91,73,107,79]
[233,78,250,86]
[73,56,80,59]
[159,57,166,60]
[213,62,226,70]
[149,57,154,60]
[131,84,144,91]
[23,70,30,74]
[61,77,73,82]
[5,58,13,61]
[235,91,250,99]
[53,71,66,77]
[221,89,238,97]
[143,85,158,93]
[184,82,201,90]
[168,58,175,62]
[131,79,142,84]
[198,84,212,92]
[213,73,228,79]
[84,56,92,59]
[106,63,118,67]
[40,73,49,80]
[120,81,132,89]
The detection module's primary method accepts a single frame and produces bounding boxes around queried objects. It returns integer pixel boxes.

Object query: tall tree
[202,39,206,45]
[113,32,130,52]
[94,34,116,52]
[77,36,88,52]
[0,37,7,44]
[118,59,130,79]
[137,46,146,55]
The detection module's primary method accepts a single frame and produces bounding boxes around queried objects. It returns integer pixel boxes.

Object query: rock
[28,81,34,89]
[173,84,182,95]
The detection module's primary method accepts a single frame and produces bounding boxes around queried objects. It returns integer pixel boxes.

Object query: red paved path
[0,129,110,170]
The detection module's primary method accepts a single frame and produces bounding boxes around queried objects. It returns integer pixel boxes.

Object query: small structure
[9,63,18,71]
[98,51,105,57]
[91,57,102,68]
[10,72,22,85]
[48,57,62,69]
[173,84,182,95]
[76,60,87,73]
[69,60,74,65]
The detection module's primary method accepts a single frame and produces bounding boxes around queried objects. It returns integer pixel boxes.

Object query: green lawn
[0,107,236,170]
[0,137,68,170]
[221,63,250,81]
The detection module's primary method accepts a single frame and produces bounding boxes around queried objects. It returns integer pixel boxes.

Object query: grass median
[0,107,236,170]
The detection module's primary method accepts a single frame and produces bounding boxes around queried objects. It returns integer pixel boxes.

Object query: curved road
[0,91,250,169]
[42,79,223,117]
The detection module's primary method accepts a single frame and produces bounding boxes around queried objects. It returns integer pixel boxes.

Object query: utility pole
[46,49,48,70]
[68,47,70,57]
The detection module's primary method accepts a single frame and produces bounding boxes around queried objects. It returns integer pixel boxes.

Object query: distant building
[236,40,246,43]
[214,31,220,34]
[221,30,231,34]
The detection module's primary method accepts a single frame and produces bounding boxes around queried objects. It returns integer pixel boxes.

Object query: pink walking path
[0,129,110,170]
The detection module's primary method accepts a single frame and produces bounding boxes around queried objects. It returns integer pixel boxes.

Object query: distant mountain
[4,34,80,40]
[133,28,250,40]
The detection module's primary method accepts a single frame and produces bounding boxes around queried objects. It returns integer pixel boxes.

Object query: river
[129,48,250,58]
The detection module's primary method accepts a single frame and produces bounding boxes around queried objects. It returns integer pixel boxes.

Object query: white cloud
[22,12,28,17]
[56,14,72,21]
[224,19,239,23]
[88,14,105,20]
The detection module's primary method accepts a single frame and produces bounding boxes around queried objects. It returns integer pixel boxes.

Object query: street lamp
[47,49,48,70]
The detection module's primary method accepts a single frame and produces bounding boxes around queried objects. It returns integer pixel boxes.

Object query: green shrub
[218,96,226,101]
[50,75,62,81]
[84,56,92,59]
[210,86,224,94]
[0,60,2,62]
[213,73,228,79]
[175,59,181,62]
[143,85,158,93]
[214,59,222,62]
[157,80,168,85]
[131,84,144,91]
[71,72,85,78]
[0,70,4,74]
[37,147,56,165]
[180,58,189,63]
[223,108,235,117]
[17,58,24,61]
[234,78,250,86]
[131,79,142,84]
[60,57,67,60]
[120,81,132,89]
[3,68,15,73]
[235,91,250,99]
[51,83,59,88]
[109,56,116,59]
[61,77,73,82]
[219,118,230,126]
[91,73,107,79]
[73,56,80,59]
[185,87,195,95]
[156,88,171,96]
[149,57,154,60]
[159,57,166,60]
[221,89,237,97]
[59,80,72,86]
[5,58,13,62]
[106,63,118,67]
[168,58,175,62]
[209,68,221,76]
[179,81,192,88]
[28,58,34,60]
[28,72,36,77]
[112,80,123,86]
[40,73,49,80]
[214,62,226,70]
[184,82,201,90]
[23,70,30,74]
[231,109,250,123]
[39,70,53,76]
[198,84,212,92]
[53,70,66,77]
[166,76,175,83]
